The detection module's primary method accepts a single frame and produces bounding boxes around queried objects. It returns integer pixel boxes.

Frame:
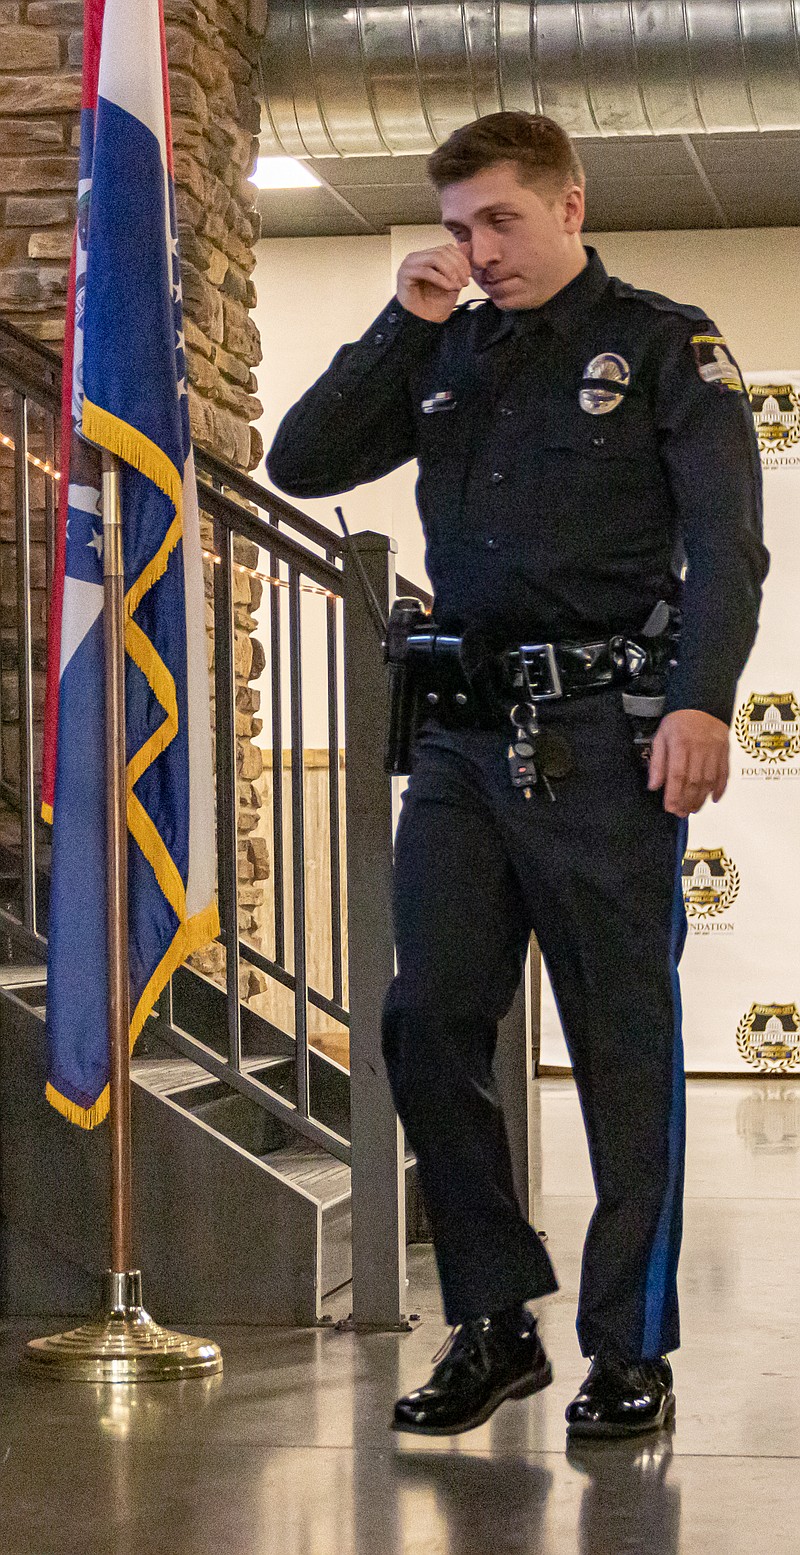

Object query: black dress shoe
[565,1354,675,1440]
[392,1307,553,1437]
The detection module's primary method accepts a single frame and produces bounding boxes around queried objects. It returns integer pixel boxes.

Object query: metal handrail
[0,316,62,379]
[0,315,355,1165]
[197,446,346,558]
[197,477,341,590]
[0,317,345,560]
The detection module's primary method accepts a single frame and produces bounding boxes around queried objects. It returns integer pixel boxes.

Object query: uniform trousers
[381,685,688,1360]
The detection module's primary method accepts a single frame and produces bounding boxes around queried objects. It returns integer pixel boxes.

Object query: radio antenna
[335,505,388,639]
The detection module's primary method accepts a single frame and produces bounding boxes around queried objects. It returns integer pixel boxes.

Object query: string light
[201,548,340,601]
[0,432,337,600]
[0,430,61,480]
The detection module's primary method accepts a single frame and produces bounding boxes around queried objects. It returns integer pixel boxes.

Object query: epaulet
[609,276,711,326]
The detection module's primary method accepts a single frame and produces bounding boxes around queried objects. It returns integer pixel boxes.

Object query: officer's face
[440,160,586,310]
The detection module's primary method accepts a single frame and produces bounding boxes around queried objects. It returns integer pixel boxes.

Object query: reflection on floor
[2,1078,800,1554]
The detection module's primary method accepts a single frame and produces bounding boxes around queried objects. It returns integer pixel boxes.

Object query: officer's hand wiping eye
[397,245,472,324]
[647,710,730,819]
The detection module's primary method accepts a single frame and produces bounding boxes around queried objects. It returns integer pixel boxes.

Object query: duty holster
[383,602,562,772]
[385,599,473,774]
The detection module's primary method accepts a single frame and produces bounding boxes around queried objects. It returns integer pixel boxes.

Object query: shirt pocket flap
[536,416,656,461]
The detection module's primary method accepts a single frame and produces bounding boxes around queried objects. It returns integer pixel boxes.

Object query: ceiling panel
[584,178,720,232]
[256,188,370,238]
[254,132,800,239]
[707,180,800,227]
[578,138,697,178]
[347,185,441,226]
[694,133,800,172]
[313,153,433,187]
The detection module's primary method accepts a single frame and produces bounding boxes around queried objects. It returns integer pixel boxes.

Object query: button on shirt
[267,249,768,724]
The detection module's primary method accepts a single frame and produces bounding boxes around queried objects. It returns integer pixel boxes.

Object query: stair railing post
[343,529,407,1330]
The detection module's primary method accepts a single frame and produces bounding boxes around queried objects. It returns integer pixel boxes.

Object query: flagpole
[27,453,221,1382]
[102,449,134,1277]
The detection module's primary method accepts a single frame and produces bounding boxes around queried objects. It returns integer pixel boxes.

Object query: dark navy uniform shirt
[267,248,768,724]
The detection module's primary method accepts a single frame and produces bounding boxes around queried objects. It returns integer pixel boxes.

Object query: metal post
[13,395,37,935]
[343,530,407,1330]
[213,519,242,1071]
[288,565,309,1118]
[27,452,221,1381]
[325,565,344,1006]
[101,452,134,1273]
[269,548,286,966]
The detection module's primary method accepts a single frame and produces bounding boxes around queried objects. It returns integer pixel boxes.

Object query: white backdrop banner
[540,372,800,1075]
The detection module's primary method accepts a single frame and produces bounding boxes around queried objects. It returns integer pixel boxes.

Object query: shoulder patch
[690,334,745,394]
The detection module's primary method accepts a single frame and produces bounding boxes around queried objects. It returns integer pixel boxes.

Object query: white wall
[251,225,800,744]
[251,234,426,583]
[252,236,394,749]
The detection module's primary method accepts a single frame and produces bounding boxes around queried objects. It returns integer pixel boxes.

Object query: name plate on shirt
[421,390,456,414]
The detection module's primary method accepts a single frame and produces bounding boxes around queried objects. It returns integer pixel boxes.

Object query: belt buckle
[518,642,563,701]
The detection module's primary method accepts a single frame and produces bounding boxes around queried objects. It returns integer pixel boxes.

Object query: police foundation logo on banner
[681,848,739,934]
[736,692,800,779]
[747,382,800,466]
[737,1004,800,1074]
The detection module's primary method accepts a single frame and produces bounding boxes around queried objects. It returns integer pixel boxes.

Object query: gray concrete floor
[2,1076,800,1554]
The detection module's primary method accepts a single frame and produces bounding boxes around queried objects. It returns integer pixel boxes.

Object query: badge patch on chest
[690,335,744,393]
[579,353,631,415]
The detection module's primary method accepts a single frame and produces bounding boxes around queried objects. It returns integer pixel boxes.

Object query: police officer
[267,113,768,1440]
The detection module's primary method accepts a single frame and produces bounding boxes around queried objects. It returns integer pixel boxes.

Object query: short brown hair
[427,112,584,195]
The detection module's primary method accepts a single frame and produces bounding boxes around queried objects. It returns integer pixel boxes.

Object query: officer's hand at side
[397,246,472,323]
[648,710,730,818]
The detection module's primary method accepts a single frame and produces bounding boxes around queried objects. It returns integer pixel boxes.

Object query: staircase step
[133,1053,291,1099]
[260,1142,352,1295]
[0,963,47,988]
[0,962,47,1017]
[262,1142,351,1206]
[1,948,358,1309]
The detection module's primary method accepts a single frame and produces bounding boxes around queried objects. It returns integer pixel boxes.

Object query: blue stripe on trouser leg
[642,816,689,1358]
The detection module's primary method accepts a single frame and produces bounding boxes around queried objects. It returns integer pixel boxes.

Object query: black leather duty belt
[408,631,660,724]
[501,635,652,703]
[383,600,678,771]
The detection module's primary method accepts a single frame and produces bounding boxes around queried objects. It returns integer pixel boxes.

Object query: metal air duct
[258,1,800,156]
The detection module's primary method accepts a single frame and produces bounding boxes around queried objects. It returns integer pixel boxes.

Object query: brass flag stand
[27,454,222,1382]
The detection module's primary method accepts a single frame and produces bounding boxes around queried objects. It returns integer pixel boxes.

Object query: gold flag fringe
[45,901,220,1130]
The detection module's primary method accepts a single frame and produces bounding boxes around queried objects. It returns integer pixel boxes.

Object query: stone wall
[166,0,265,472]
[0,0,271,968]
[0,0,265,461]
[0,4,78,339]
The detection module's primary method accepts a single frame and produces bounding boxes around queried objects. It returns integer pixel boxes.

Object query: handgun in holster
[620,601,682,767]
